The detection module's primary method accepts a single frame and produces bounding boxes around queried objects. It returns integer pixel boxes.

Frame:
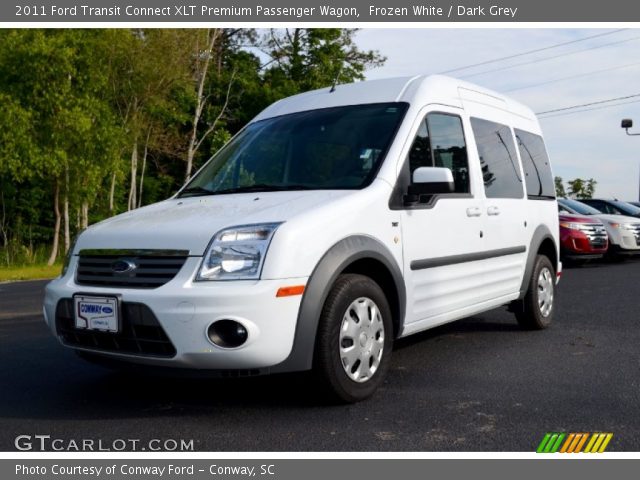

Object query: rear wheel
[314,274,393,403]
[515,255,555,330]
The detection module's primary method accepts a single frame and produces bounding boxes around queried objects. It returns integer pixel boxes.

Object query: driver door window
[407,113,470,194]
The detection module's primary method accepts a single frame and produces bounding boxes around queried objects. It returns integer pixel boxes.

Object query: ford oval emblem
[111,259,137,274]
[102,307,113,314]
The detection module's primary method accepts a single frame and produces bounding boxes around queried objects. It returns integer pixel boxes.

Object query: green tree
[0,30,125,264]
[0,28,388,268]
[554,176,566,198]
[567,178,584,199]
[262,29,385,98]
[184,29,263,178]
[106,29,195,211]
[584,178,597,199]
[567,178,597,199]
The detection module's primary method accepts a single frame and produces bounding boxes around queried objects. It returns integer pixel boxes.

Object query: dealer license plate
[73,295,120,333]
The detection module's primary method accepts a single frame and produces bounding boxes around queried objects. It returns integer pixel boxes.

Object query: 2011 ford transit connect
[44,75,561,402]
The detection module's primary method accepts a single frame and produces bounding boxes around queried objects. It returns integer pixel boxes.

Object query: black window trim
[389,110,473,211]
[527,195,556,202]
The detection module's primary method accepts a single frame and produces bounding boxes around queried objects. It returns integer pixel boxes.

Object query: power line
[504,61,640,93]
[439,29,627,75]
[538,99,640,119]
[459,35,640,79]
[537,93,640,116]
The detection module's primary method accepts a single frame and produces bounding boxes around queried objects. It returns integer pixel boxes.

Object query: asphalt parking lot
[1,260,639,452]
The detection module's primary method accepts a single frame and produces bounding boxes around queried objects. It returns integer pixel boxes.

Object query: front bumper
[44,256,307,371]
[560,230,608,256]
[617,231,640,251]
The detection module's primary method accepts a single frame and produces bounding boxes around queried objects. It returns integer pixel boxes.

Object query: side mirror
[409,167,455,195]
[622,119,633,129]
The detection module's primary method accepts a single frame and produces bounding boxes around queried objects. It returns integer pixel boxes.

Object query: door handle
[466,207,482,217]
[487,206,501,216]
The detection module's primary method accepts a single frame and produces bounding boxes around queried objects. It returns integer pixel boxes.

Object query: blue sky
[356,28,640,200]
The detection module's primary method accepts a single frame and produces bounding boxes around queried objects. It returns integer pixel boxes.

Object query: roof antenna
[329,63,344,93]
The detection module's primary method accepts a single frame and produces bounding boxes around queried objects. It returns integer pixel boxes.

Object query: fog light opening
[207,320,248,348]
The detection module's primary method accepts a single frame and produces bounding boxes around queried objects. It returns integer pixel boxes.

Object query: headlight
[559,222,583,230]
[607,222,636,230]
[197,223,282,281]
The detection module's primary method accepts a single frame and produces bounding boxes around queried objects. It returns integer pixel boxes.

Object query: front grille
[76,250,188,289]
[56,299,176,357]
[626,223,640,245]
[579,223,608,247]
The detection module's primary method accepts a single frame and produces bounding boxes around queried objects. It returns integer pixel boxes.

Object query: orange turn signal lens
[276,285,305,297]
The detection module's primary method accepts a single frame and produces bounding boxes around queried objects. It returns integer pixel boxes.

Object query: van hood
[75,190,353,255]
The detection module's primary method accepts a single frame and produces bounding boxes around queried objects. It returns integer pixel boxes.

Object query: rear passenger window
[407,113,469,194]
[470,118,523,199]
[515,129,555,199]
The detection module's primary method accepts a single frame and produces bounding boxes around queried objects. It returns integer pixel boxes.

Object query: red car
[558,210,608,262]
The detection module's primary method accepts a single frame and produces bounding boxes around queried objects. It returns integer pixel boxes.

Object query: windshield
[610,200,640,215]
[558,198,602,215]
[180,103,408,197]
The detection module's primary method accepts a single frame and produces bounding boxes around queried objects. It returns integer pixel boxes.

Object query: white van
[44,75,561,402]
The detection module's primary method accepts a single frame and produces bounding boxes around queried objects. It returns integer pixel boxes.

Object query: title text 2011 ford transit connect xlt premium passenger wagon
[44,75,561,402]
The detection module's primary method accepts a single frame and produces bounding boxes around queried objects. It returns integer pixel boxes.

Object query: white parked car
[45,75,561,402]
[558,198,640,256]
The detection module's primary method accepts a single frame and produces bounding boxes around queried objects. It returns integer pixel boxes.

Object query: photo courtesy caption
[15,464,276,477]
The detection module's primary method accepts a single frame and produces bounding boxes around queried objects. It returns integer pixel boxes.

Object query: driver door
[399,108,488,331]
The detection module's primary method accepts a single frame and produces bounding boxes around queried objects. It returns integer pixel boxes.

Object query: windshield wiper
[178,186,216,198]
[212,184,313,195]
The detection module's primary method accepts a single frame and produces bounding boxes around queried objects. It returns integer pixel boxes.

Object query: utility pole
[620,119,640,201]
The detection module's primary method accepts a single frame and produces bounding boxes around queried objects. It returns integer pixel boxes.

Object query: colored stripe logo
[536,433,613,453]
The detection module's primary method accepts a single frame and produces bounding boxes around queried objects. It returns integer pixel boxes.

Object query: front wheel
[514,255,556,330]
[314,274,393,403]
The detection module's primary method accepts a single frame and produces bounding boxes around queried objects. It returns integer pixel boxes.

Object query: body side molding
[410,246,526,271]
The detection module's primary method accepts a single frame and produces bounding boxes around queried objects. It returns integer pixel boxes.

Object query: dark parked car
[581,199,640,218]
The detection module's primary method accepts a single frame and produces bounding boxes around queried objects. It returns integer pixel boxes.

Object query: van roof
[252,74,536,123]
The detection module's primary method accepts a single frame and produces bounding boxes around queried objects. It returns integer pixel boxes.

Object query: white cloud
[356,28,640,200]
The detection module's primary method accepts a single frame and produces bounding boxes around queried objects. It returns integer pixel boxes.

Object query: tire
[605,247,625,263]
[314,274,394,403]
[515,254,556,330]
